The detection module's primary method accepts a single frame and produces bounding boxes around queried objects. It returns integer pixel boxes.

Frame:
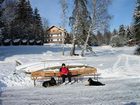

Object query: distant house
[45,26,70,44]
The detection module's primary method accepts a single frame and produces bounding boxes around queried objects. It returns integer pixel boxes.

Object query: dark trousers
[61,74,71,83]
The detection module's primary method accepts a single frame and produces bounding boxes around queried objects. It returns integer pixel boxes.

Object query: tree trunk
[62,32,65,55]
[70,36,76,56]
[81,0,97,56]
[81,26,92,56]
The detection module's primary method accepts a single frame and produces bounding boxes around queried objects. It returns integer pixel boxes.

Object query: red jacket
[60,67,69,75]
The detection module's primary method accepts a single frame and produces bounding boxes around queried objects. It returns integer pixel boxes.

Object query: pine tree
[96,31,104,46]
[119,25,125,37]
[10,0,34,39]
[0,0,5,40]
[0,0,4,28]
[134,0,140,41]
[112,29,118,36]
[125,26,133,40]
[88,33,97,46]
[134,0,140,55]
[33,8,44,40]
[25,0,34,38]
[0,0,17,39]
[104,29,112,45]
[118,24,127,45]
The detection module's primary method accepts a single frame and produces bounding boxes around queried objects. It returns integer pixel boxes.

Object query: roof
[47,26,65,31]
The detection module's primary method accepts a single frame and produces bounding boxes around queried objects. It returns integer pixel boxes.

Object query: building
[45,26,70,44]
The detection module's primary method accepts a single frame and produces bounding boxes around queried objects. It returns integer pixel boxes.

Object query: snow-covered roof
[13,39,20,43]
[47,26,66,32]
[29,39,35,43]
[22,39,28,43]
[36,40,42,43]
[4,39,11,42]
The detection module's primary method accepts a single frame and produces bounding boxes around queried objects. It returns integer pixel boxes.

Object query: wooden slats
[31,67,97,78]
[31,66,98,86]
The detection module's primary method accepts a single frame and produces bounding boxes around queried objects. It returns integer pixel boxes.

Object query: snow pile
[0,62,33,91]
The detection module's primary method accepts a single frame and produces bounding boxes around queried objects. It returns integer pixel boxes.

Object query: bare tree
[60,0,68,55]
[70,0,90,56]
[81,0,112,56]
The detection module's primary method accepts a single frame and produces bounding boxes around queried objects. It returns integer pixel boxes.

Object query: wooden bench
[31,71,60,86]
[31,67,98,86]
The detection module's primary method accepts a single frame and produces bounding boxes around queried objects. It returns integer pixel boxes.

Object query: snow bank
[99,54,140,78]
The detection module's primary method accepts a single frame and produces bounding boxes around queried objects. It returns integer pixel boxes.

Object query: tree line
[66,0,140,56]
[0,0,140,55]
[134,0,140,55]
[0,0,44,45]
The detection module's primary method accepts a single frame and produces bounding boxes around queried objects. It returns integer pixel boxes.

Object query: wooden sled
[31,65,98,86]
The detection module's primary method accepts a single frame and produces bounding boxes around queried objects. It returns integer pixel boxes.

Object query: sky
[30,0,137,32]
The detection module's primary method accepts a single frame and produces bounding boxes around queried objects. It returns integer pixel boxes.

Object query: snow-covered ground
[0,44,140,105]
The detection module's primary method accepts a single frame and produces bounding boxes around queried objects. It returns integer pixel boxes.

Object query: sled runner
[31,65,98,86]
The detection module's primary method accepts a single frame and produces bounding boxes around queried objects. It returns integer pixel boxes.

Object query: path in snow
[0,78,140,105]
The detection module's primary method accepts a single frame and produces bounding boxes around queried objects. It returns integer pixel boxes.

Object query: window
[53,39,57,41]
[53,34,58,37]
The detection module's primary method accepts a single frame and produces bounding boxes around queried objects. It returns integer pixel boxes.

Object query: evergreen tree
[119,25,125,37]
[110,25,128,47]
[134,0,140,55]
[104,29,112,45]
[96,31,104,46]
[88,33,97,46]
[118,24,127,45]
[112,29,118,36]
[134,0,140,41]
[0,0,4,29]
[33,8,44,40]
[125,26,133,40]
[110,35,122,47]
[0,0,4,40]
[10,0,34,39]
[42,17,49,43]
[25,0,34,38]
[0,0,17,39]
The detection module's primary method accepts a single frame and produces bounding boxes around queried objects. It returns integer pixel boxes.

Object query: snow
[3,39,11,43]
[21,39,28,43]
[13,39,20,43]
[36,40,42,43]
[29,39,35,43]
[0,45,140,105]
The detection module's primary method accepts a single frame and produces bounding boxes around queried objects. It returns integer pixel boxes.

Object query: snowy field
[0,44,140,105]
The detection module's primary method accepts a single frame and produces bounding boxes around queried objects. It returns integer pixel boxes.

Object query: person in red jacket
[60,63,71,83]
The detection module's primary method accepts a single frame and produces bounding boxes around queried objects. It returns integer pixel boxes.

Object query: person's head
[62,63,66,67]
